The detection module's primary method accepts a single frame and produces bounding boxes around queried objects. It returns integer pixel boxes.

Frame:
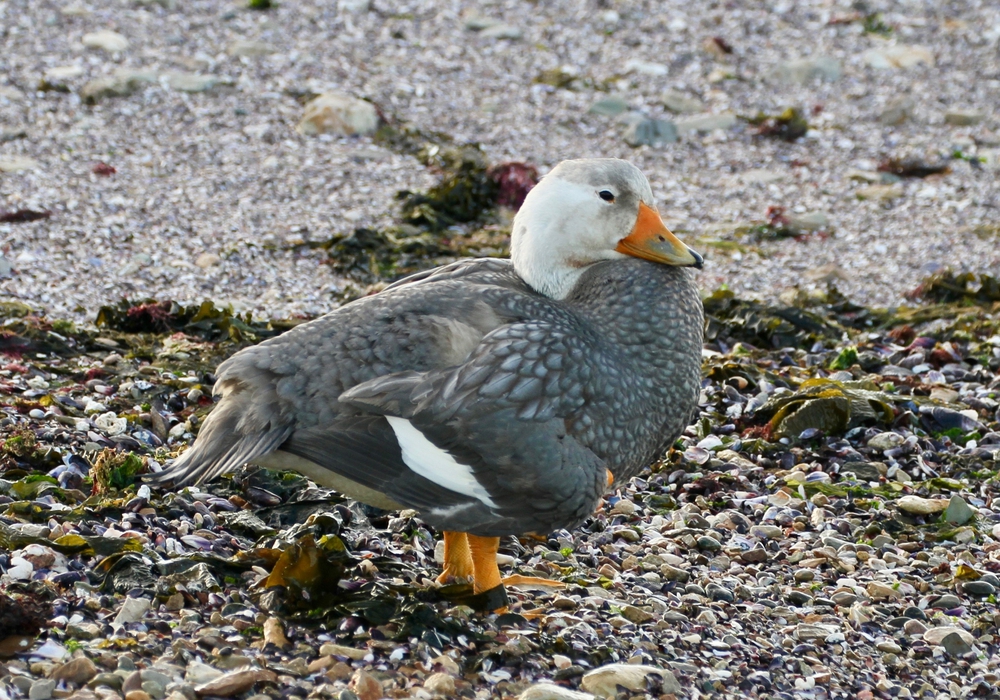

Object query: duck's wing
[146,268,522,489]
[290,320,635,536]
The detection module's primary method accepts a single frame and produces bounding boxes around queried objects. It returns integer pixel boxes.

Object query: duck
[149,158,705,610]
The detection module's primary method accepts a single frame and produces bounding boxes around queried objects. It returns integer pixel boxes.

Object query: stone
[66,622,101,639]
[855,184,904,201]
[185,663,223,686]
[318,643,367,660]
[349,670,382,700]
[262,617,289,649]
[82,30,129,52]
[903,619,927,636]
[619,604,654,624]
[464,16,501,31]
[518,685,595,700]
[867,581,902,600]
[940,631,974,657]
[945,109,984,126]
[623,118,677,147]
[770,56,841,84]
[30,679,56,700]
[740,168,785,184]
[897,495,949,515]
[53,657,99,685]
[587,96,628,117]
[297,93,380,137]
[869,432,904,451]
[338,0,370,11]
[166,73,220,93]
[863,45,934,70]
[961,580,995,598]
[675,112,737,135]
[880,96,915,126]
[580,664,681,698]
[126,693,151,700]
[81,70,157,102]
[624,59,668,76]
[0,157,39,172]
[165,593,185,611]
[227,40,275,57]
[113,596,151,628]
[47,65,85,80]
[923,626,975,646]
[423,673,455,697]
[479,24,522,40]
[944,495,975,526]
[193,670,276,697]
[661,90,703,114]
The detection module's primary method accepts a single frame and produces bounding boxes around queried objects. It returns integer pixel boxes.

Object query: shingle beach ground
[2,0,999,319]
[1,2,1000,700]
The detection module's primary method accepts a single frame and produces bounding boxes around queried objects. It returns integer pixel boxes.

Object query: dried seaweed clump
[96,299,275,342]
[703,288,842,350]
[0,592,51,639]
[323,227,449,283]
[747,107,809,141]
[907,270,1000,305]
[92,449,146,493]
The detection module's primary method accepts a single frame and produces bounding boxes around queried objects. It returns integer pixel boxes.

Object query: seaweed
[0,209,51,224]
[96,299,278,342]
[878,157,950,179]
[906,269,1000,305]
[746,107,809,141]
[703,288,843,349]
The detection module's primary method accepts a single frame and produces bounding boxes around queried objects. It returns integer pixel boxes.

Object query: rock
[318,643,367,660]
[897,495,949,515]
[944,495,975,526]
[880,96,915,126]
[624,59,668,76]
[518,685,595,700]
[338,0,370,11]
[869,432,904,451]
[580,664,681,698]
[924,626,974,646]
[903,619,927,636]
[619,604,654,624]
[297,93,380,137]
[867,581,902,600]
[464,16,501,31]
[662,90,704,114]
[961,580,995,598]
[113,596,151,628]
[194,670,276,697]
[81,70,157,102]
[30,680,56,700]
[740,168,785,185]
[125,693,151,700]
[855,184,904,201]
[423,673,455,697]
[349,670,382,700]
[864,45,934,70]
[588,96,628,117]
[262,617,289,649]
[940,631,974,657]
[185,663,223,686]
[165,593,185,611]
[53,657,99,685]
[770,56,841,84]
[945,109,984,126]
[66,622,101,639]
[675,112,737,135]
[479,24,522,40]
[82,30,129,52]
[0,157,39,173]
[787,211,829,232]
[622,118,677,147]
[166,73,220,93]
[46,65,85,80]
[228,40,275,57]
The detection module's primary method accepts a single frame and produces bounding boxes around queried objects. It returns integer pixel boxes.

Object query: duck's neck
[509,182,594,300]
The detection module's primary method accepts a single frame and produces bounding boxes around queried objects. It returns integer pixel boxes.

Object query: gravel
[1,0,999,321]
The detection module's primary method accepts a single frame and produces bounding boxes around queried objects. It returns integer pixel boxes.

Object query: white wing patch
[385,417,498,509]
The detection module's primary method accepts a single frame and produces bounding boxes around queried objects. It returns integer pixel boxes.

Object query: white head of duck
[510,158,703,299]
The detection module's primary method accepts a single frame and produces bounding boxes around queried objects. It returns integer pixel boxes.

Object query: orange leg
[467,534,565,603]
[436,531,475,584]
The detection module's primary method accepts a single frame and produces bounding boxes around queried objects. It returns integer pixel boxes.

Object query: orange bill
[615,202,703,268]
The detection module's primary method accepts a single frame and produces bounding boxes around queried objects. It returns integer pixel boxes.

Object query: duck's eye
[598,190,615,202]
